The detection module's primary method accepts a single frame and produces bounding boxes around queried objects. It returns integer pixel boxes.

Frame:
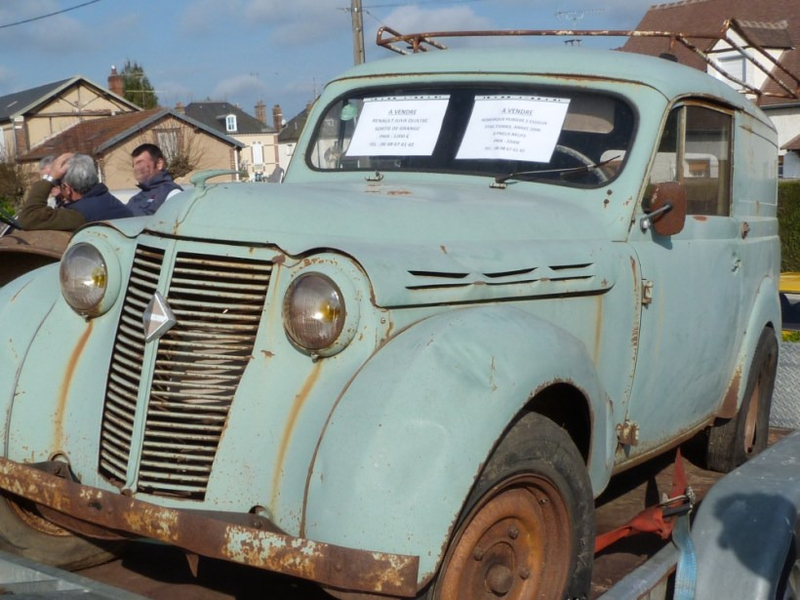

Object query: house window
[649,104,732,216]
[226,115,237,133]
[252,142,264,166]
[719,55,746,84]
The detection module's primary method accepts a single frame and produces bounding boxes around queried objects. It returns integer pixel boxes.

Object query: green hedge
[779,180,800,272]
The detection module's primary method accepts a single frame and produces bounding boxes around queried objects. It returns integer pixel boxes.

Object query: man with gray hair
[17,153,132,231]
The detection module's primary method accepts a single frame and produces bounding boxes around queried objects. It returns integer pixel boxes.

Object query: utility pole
[351,0,365,65]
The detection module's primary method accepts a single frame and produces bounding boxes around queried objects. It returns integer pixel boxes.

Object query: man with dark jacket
[127,143,182,216]
[17,153,132,231]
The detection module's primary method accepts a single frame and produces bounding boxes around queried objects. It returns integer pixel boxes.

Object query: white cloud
[179,0,241,33]
[213,73,268,102]
[243,0,339,22]
[0,66,13,87]
[0,1,91,53]
[157,80,195,108]
[242,0,347,45]
[381,6,493,34]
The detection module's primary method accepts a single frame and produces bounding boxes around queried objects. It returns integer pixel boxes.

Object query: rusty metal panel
[0,230,70,287]
[0,459,420,597]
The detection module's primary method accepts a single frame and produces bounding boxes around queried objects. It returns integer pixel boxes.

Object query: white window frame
[226,114,237,133]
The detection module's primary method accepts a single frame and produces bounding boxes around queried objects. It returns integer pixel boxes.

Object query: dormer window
[225,114,237,132]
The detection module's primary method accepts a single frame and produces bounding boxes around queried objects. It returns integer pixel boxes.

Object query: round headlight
[60,243,108,317]
[283,273,345,352]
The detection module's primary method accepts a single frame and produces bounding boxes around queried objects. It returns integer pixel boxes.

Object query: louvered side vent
[99,245,165,487]
[137,253,272,499]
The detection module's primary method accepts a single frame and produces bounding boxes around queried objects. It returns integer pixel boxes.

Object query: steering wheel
[554,144,610,183]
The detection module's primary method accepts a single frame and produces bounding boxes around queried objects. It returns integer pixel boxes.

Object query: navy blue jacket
[127,171,182,216]
[68,183,133,222]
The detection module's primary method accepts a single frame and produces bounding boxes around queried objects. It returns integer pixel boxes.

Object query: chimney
[108,65,123,97]
[255,101,266,125]
[174,101,185,114]
[272,104,283,131]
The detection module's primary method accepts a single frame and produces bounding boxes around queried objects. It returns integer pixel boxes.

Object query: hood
[136,179,620,306]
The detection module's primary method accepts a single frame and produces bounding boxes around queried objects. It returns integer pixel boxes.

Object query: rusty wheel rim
[6,497,70,537]
[436,473,572,600]
[742,375,761,456]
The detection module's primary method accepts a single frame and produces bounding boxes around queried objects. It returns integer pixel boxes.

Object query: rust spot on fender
[56,322,93,441]
[717,368,741,419]
[440,245,448,254]
[593,295,603,364]
[387,189,411,196]
[692,215,708,222]
[261,350,275,359]
[271,361,323,512]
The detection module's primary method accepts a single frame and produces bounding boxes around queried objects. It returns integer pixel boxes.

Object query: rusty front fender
[0,458,419,597]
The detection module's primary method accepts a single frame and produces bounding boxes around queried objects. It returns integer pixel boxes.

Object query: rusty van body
[0,41,781,599]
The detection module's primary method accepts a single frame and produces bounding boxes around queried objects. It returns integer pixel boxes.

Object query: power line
[0,0,103,30]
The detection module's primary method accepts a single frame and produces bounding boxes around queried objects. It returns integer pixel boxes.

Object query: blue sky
[0,0,656,123]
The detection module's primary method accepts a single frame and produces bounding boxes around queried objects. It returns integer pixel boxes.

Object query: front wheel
[424,412,594,600]
[0,493,124,570]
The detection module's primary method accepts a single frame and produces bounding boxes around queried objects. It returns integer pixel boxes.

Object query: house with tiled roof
[183,101,280,182]
[622,0,800,177]
[18,107,244,190]
[0,75,138,161]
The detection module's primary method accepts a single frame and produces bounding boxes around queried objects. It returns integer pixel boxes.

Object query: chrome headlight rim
[59,241,120,318]
[282,271,357,357]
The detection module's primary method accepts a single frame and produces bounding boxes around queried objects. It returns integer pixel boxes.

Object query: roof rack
[375,20,800,100]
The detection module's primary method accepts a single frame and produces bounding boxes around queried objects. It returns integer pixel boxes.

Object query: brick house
[622,0,800,177]
[0,73,138,162]
[183,101,280,182]
[18,107,244,191]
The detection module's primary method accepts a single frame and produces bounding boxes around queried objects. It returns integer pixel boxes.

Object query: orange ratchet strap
[595,448,694,554]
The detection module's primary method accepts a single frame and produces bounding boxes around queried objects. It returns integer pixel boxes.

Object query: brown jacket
[17,180,86,231]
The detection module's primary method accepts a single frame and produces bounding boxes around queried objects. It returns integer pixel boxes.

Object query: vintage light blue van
[0,40,780,600]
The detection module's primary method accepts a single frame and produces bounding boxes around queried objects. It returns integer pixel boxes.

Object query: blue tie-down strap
[672,511,697,600]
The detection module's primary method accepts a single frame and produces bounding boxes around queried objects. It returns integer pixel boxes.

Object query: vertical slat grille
[138,252,271,498]
[98,247,272,500]
[99,246,165,485]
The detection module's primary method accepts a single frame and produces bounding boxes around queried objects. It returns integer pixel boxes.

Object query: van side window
[650,105,732,216]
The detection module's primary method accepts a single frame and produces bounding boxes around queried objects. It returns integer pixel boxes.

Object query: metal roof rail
[375,23,800,100]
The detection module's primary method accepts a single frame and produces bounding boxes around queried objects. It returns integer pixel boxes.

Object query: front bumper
[0,458,420,597]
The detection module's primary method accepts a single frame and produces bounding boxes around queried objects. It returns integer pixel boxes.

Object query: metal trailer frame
[0,548,145,599]
[601,430,800,599]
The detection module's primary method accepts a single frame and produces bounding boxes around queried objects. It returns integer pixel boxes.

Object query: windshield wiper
[492,154,621,187]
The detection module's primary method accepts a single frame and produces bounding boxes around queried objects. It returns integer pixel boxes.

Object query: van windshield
[308,85,635,187]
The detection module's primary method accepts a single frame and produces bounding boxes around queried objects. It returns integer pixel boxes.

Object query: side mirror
[640,181,687,236]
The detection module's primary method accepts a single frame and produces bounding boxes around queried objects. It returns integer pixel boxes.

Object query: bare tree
[153,125,203,179]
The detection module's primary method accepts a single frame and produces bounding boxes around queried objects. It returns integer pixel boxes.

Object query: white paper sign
[456,95,571,162]
[346,95,450,156]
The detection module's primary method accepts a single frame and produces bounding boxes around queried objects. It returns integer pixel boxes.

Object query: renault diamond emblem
[143,291,176,343]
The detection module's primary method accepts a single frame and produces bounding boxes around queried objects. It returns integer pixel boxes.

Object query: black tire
[706,328,778,473]
[0,493,124,570]
[422,412,594,600]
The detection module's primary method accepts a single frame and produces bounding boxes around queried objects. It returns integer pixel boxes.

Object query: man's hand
[50,153,74,181]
